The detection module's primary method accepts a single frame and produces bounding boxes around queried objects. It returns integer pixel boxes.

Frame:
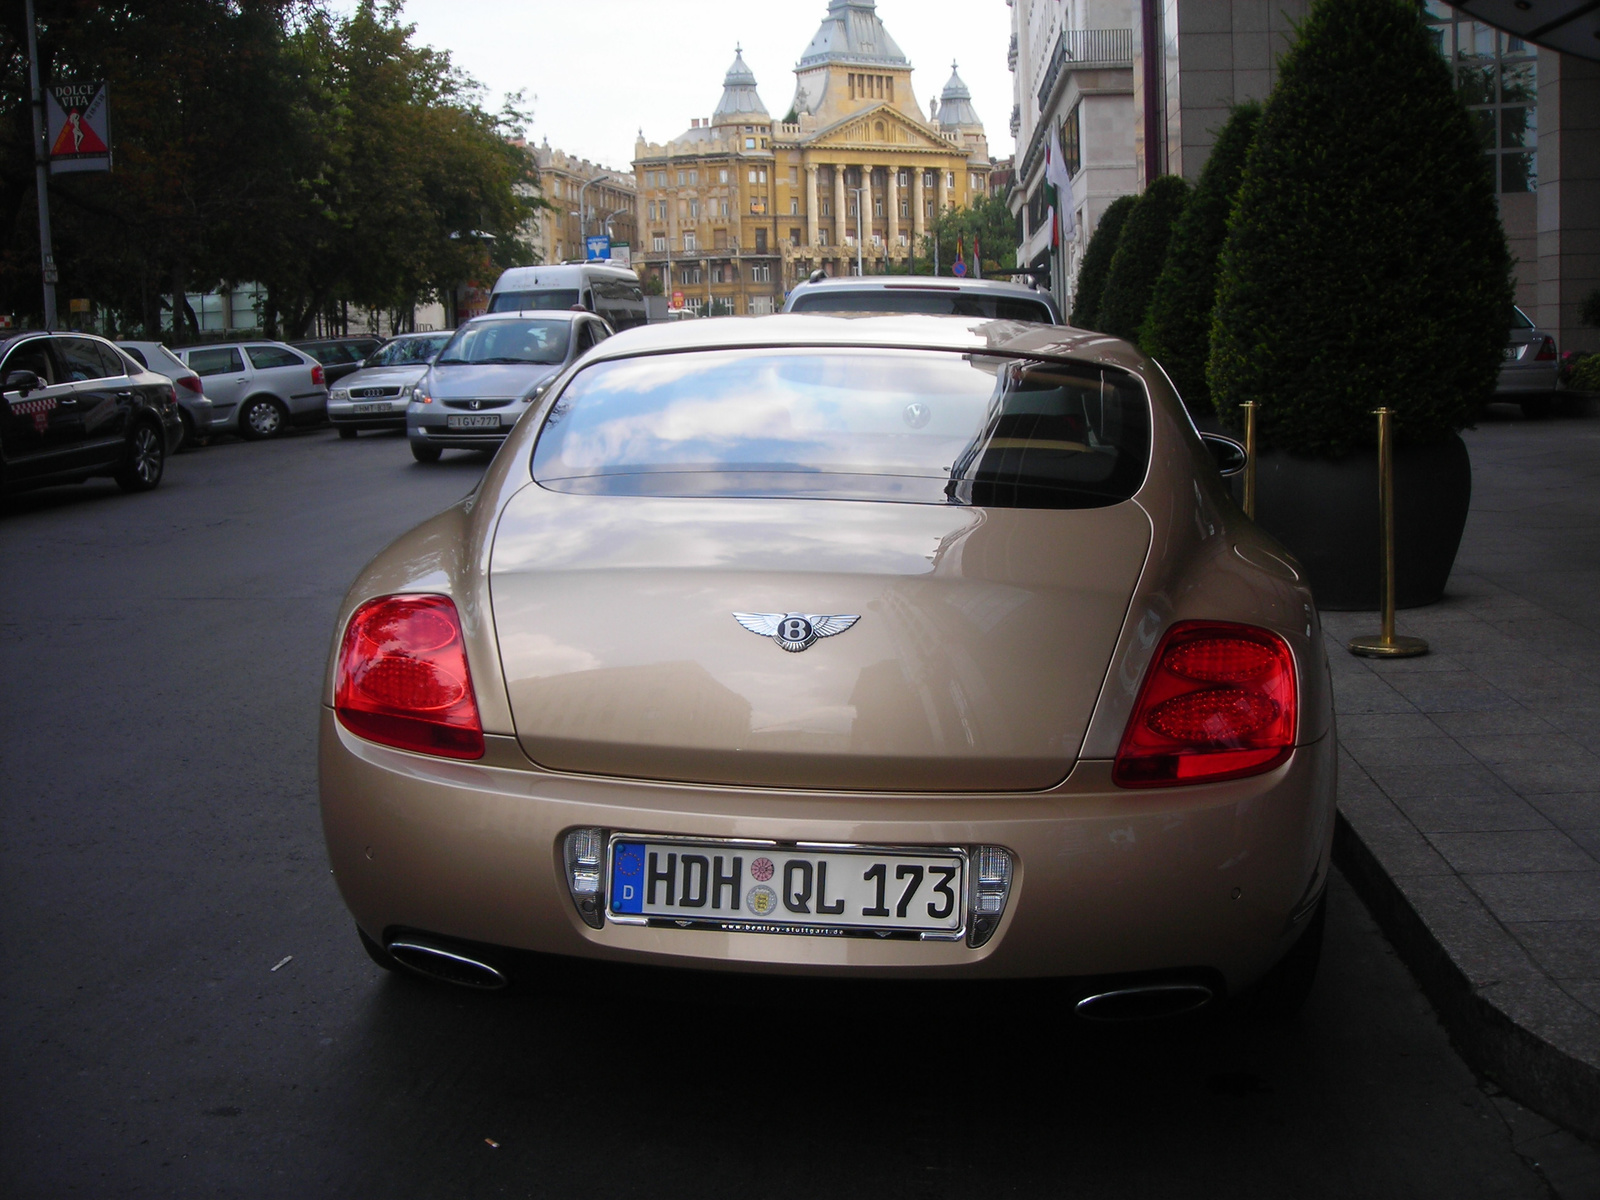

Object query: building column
[911,167,925,248]
[886,167,900,261]
[860,166,873,267]
[806,164,819,247]
[833,165,847,253]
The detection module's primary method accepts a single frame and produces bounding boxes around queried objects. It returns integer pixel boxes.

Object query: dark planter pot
[1245,434,1472,611]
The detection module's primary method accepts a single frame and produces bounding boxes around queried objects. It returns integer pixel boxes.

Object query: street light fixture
[577,174,611,238]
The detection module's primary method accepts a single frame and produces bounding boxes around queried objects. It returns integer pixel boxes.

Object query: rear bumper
[319,709,1337,992]
[1496,364,1558,394]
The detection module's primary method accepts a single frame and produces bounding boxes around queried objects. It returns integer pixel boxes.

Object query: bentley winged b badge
[733,611,860,652]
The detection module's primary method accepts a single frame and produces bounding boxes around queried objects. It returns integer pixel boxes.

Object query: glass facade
[1423,3,1537,193]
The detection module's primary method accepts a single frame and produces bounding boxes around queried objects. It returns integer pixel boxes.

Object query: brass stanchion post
[1349,407,1428,658]
[1241,401,1258,519]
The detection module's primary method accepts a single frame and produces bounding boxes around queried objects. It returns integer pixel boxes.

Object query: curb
[1333,809,1600,1141]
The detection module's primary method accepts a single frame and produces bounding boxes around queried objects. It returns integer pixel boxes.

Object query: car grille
[350,386,404,399]
[443,398,513,410]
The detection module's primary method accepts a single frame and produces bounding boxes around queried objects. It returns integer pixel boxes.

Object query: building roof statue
[937,61,983,132]
[799,0,910,68]
[712,45,769,126]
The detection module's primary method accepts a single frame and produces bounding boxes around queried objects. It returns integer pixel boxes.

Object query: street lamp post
[577,174,611,241]
[24,0,56,328]
[850,186,865,276]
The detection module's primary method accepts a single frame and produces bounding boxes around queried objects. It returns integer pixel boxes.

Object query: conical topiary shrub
[1097,175,1191,342]
[1208,0,1511,456]
[1140,103,1261,418]
[1068,194,1137,330]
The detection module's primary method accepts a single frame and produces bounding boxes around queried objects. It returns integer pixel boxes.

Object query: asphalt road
[1,425,1592,1199]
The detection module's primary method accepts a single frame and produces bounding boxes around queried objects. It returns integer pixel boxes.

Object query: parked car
[489,263,647,330]
[1,330,181,494]
[117,340,213,448]
[320,313,1335,1021]
[783,274,1062,323]
[293,337,383,386]
[174,341,328,439]
[327,332,451,438]
[1498,305,1559,416]
[406,311,612,462]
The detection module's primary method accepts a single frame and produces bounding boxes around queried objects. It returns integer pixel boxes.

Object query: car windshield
[436,320,571,366]
[532,348,1149,508]
[367,334,450,367]
[488,289,581,313]
[790,289,1055,323]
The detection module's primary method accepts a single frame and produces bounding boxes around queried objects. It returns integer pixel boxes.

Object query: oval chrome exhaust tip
[386,940,508,990]
[1075,983,1214,1021]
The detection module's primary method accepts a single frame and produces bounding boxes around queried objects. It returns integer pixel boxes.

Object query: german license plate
[352,402,391,414]
[608,838,965,938]
[447,413,501,429]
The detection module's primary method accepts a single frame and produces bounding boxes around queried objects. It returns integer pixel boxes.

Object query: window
[754,229,767,253]
[790,198,799,215]
[711,264,726,283]
[689,199,700,219]
[187,347,244,377]
[789,167,798,185]
[1062,102,1082,177]
[900,198,909,218]
[751,263,771,282]
[746,137,756,149]
[684,231,697,251]
[531,351,1150,510]
[55,336,114,381]
[1425,11,1538,192]
[821,200,831,217]
[759,168,767,183]
[682,266,702,284]
[689,170,699,185]
[947,172,955,188]
[719,168,728,183]
[246,345,304,370]
[874,196,884,217]
[439,318,571,365]
[653,234,667,252]
[748,296,775,315]
[819,229,830,245]
[677,170,685,185]
[789,227,802,245]
[721,199,730,217]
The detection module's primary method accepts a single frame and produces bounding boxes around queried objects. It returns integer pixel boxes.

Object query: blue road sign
[585,235,611,261]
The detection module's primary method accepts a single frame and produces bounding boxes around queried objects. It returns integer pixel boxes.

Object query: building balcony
[1036,28,1134,109]
[1007,32,1018,71]
[1010,104,1021,139]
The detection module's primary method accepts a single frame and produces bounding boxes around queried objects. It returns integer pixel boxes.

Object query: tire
[338,426,358,440]
[357,926,400,973]
[113,420,166,492]
[238,395,287,440]
[1242,893,1326,1022]
[410,439,442,463]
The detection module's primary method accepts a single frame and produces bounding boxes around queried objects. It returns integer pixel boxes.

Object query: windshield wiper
[434,357,470,365]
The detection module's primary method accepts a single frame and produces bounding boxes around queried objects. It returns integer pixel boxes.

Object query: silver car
[1498,305,1559,415]
[783,274,1062,323]
[116,341,214,448]
[327,332,451,439]
[175,341,328,439]
[407,311,612,463]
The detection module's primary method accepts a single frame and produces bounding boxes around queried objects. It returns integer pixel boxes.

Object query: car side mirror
[4,369,40,395]
[1201,432,1248,477]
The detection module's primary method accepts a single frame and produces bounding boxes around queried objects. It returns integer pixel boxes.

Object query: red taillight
[177,374,203,393]
[335,594,484,759]
[311,364,326,386]
[1534,336,1557,362]
[1113,621,1296,787]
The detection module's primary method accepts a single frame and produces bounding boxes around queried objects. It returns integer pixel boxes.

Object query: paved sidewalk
[1324,401,1600,1140]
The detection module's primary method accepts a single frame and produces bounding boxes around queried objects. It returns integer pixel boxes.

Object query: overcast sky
[331,1,1016,173]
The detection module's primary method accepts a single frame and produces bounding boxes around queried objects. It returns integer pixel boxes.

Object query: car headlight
[410,383,433,405]
[329,387,349,401]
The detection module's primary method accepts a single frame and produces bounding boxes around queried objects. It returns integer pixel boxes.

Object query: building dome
[799,0,910,68]
[937,61,982,131]
[712,46,769,125]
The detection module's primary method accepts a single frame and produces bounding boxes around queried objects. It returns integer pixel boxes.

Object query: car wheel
[357,926,400,973]
[239,395,287,440]
[338,426,358,440]
[410,439,442,463]
[1241,893,1326,1023]
[113,420,166,492]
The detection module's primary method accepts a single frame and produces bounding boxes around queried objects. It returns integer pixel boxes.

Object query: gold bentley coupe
[319,314,1334,1019]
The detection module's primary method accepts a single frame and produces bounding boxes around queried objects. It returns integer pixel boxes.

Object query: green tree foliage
[1067,193,1136,329]
[1096,174,1190,342]
[1140,103,1261,416]
[0,0,540,337]
[1208,0,1512,455]
[912,192,1018,277]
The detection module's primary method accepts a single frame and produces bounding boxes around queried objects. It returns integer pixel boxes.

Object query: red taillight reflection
[311,364,326,386]
[177,374,203,394]
[335,594,483,759]
[1114,621,1297,787]
[1534,337,1557,362]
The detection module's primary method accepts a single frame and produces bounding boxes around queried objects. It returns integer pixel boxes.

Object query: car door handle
[56,396,78,406]
[115,391,133,399]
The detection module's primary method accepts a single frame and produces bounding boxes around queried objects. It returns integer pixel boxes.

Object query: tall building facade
[527,144,638,267]
[634,1,992,315]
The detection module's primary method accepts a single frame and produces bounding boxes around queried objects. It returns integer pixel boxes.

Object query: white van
[488,263,647,331]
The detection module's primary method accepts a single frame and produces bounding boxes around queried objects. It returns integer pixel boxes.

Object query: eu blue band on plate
[611,842,646,913]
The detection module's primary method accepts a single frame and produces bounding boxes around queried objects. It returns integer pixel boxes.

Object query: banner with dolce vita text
[47,81,111,173]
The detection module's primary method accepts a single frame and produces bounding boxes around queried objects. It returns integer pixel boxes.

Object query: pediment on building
[803,104,958,154]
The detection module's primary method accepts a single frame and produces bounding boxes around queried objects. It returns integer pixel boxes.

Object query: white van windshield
[489,290,581,313]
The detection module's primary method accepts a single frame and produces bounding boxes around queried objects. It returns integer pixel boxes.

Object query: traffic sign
[952,260,968,277]
[585,235,611,261]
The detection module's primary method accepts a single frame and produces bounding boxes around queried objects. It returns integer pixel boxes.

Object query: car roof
[460,310,589,325]
[582,313,1144,372]
[789,274,1053,301]
[492,264,639,290]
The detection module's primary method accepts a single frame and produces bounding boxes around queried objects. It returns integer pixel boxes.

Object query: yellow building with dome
[633,0,992,316]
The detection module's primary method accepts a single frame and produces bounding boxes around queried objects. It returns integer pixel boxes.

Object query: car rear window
[187,347,243,376]
[1510,306,1534,329]
[789,288,1056,324]
[489,289,581,313]
[247,345,306,370]
[532,348,1149,508]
